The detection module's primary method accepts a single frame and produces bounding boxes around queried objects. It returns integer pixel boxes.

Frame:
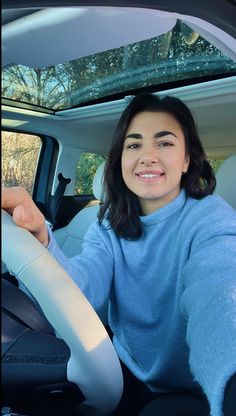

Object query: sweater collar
[140,189,187,225]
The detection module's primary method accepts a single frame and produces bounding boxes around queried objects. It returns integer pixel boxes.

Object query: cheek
[167,151,187,170]
[121,156,136,189]
[121,153,132,175]
[121,154,128,183]
[121,153,125,174]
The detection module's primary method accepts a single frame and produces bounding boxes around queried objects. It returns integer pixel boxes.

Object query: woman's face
[121,111,189,215]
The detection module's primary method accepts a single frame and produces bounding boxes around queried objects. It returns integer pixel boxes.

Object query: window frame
[2,128,59,215]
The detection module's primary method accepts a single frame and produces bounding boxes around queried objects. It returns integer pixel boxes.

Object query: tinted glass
[2,20,236,111]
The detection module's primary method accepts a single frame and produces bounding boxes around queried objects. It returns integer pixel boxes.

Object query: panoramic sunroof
[2,19,236,111]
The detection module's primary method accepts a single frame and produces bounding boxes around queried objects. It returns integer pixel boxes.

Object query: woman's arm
[180,206,236,416]
[1,186,48,246]
[47,221,114,312]
[2,185,114,312]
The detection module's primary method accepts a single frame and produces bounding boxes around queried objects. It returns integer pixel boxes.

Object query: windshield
[2,20,236,111]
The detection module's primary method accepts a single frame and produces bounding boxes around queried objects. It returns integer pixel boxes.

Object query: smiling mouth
[138,173,163,179]
[136,171,165,180]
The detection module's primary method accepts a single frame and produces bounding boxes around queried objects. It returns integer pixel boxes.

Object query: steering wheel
[1,209,123,416]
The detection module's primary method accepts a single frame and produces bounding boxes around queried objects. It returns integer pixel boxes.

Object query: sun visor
[2,7,177,68]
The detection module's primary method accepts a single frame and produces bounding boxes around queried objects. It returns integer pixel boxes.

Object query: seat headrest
[92,161,106,201]
[214,154,236,210]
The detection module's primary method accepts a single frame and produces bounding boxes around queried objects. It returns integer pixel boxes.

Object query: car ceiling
[2,5,236,71]
[2,0,236,39]
[1,0,236,159]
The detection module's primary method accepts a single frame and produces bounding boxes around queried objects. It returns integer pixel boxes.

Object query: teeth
[140,174,160,178]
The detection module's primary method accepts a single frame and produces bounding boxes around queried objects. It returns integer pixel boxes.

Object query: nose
[140,148,159,165]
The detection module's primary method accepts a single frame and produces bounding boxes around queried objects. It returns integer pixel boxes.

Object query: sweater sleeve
[180,200,236,416]
[47,220,114,311]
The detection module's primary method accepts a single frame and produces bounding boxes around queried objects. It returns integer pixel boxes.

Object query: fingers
[2,186,29,211]
[1,186,48,245]
[12,204,49,246]
[12,205,34,228]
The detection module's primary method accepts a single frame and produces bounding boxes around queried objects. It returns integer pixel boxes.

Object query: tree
[1,131,41,194]
[2,20,236,110]
[2,66,71,108]
[75,153,104,195]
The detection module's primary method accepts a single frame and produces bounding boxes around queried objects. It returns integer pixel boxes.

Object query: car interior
[1,1,236,415]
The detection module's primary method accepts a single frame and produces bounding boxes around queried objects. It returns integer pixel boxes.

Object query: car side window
[1,131,42,195]
[75,152,105,196]
[208,158,225,173]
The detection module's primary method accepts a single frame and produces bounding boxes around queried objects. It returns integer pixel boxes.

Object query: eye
[126,143,140,149]
[157,141,174,147]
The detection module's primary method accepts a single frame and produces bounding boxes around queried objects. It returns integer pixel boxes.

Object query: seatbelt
[46,172,71,227]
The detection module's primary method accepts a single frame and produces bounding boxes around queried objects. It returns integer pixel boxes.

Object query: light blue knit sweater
[48,190,236,416]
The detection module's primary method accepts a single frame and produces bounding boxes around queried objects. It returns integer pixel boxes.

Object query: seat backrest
[53,161,109,323]
[53,161,105,256]
[214,154,236,210]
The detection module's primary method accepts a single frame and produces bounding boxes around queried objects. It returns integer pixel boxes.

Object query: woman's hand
[1,186,49,247]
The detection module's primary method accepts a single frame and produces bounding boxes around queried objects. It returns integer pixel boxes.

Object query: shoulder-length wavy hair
[98,93,216,240]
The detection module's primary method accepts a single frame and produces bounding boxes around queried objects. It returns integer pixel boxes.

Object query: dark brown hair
[99,93,216,239]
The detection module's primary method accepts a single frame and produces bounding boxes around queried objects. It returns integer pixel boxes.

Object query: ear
[183,155,190,173]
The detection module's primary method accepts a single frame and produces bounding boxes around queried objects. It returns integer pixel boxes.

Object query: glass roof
[2,20,236,112]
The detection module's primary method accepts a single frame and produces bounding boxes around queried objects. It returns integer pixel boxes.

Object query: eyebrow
[124,130,177,140]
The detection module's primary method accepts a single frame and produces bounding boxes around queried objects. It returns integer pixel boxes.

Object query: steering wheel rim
[1,209,123,416]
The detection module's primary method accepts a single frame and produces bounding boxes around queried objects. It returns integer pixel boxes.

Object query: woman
[2,93,236,416]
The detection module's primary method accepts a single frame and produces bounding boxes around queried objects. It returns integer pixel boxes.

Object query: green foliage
[208,158,224,173]
[1,131,41,195]
[2,20,236,110]
[1,132,104,197]
[75,153,105,195]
